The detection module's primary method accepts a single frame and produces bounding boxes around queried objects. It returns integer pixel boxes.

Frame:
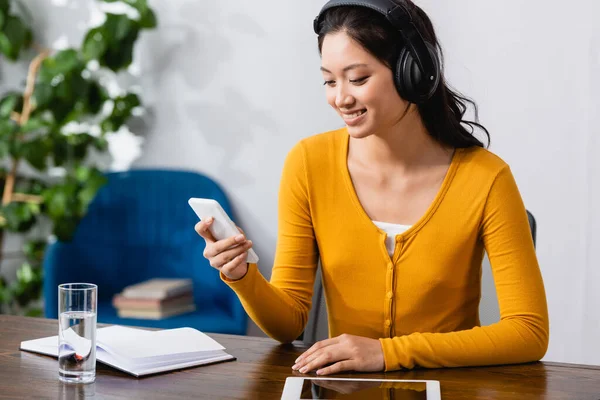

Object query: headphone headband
[313,0,437,86]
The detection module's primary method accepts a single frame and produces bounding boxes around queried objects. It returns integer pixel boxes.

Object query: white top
[372,220,412,257]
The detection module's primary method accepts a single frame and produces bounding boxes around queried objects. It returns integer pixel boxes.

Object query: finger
[297,345,348,374]
[237,226,244,234]
[195,218,216,242]
[316,360,354,376]
[204,233,247,258]
[295,337,340,365]
[220,251,249,277]
[294,342,349,372]
[211,241,253,270]
[214,233,247,254]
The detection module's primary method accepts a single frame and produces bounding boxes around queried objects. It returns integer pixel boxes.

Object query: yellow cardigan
[223,128,549,371]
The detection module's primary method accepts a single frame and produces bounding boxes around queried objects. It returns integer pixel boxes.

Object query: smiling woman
[195,0,549,376]
[316,0,487,148]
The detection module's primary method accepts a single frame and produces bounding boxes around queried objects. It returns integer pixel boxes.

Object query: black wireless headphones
[313,0,441,104]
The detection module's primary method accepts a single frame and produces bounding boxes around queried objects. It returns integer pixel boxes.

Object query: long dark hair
[316,1,490,148]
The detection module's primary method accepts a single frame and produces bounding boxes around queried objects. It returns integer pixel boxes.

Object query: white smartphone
[188,198,259,264]
[281,377,441,400]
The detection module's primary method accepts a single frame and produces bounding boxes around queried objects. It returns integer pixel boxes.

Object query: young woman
[196,0,549,375]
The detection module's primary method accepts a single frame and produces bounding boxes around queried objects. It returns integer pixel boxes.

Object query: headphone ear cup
[394,47,419,102]
[394,43,441,104]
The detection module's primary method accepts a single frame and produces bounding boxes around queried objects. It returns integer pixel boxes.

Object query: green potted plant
[0,0,157,315]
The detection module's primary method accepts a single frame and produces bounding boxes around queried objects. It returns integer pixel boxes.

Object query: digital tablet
[281,377,441,400]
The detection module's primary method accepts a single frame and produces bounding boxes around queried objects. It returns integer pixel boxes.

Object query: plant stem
[11,193,43,204]
[1,49,51,207]
[1,161,18,206]
[19,49,51,126]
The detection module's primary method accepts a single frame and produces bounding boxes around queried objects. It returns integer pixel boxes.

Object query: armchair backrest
[44,169,244,324]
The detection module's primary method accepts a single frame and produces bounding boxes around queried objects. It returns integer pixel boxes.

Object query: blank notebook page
[97,326,225,359]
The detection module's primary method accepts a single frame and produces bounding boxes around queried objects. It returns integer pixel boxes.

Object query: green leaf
[31,83,53,109]
[0,0,9,13]
[102,92,140,132]
[0,277,9,304]
[38,53,82,86]
[39,57,91,123]
[13,261,43,307]
[22,137,49,170]
[48,196,68,220]
[100,118,115,133]
[55,100,86,126]
[77,170,107,215]
[66,132,95,161]
[54,80,72,102]
[50,133,68,166]
[23,240,46,262]
[0,117,16,132]
[23,27,32,48]
[118,92,141,112]
[0,31,11,59]
[1,202,37,232]
[38,54,78,85]
[16,263,33,284]
[93,137,108,151]
[55,70,88,103]
[21,117,48,133]
[140,8,157,29]
[53,49,80,74]
[43,180,79,221]
[82,27,107,61]
[104,13,132,41]
[0,143,9,158]
[43,188,68,219]
[87,82,106,114]
[0,118,18,158]
[0,10,5,30]
[27,179,46,196]
[101,26,138,71]
[26,201,40,214]
[0,118,19,153]
[53,216,79,242]
[0,93,20,118]
[68,73,88,100]
[2,15,27,59]
[75,165,91,182]
[0,131,9,157]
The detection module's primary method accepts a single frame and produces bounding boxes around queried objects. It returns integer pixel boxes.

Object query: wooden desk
[1,315,599,399]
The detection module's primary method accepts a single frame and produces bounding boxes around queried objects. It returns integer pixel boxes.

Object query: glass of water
[58,283,97,384]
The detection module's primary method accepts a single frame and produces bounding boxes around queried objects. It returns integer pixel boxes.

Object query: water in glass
[58,310,97,383]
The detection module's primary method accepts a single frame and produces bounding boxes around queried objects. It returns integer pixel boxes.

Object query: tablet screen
[300,379,427,399]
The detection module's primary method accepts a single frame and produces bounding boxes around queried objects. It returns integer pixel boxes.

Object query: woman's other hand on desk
[195,217,253,281]
[292,334,385,376]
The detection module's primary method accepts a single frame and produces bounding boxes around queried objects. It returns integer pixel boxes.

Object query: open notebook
[19,325,235,377]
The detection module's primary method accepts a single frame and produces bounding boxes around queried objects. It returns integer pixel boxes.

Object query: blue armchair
[43,169,247,335]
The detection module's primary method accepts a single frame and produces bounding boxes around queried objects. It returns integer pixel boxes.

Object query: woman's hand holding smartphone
[195,218,254,281]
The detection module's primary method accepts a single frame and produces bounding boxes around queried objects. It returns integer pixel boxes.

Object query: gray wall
[1,0,598,366]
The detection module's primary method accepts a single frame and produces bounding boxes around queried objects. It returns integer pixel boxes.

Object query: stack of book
[113,278,196,320]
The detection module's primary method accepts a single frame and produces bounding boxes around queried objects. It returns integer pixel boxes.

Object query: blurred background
[0,0,598,367]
